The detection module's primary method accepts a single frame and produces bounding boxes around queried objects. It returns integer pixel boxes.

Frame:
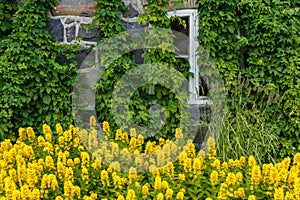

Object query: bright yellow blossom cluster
[0,118,299,199]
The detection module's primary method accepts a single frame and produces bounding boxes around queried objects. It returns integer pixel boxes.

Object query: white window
[168,9,212,105]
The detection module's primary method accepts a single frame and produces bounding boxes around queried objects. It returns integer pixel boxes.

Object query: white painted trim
[168,9,211,105]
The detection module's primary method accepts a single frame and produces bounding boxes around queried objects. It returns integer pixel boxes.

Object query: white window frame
[167,9,212,105]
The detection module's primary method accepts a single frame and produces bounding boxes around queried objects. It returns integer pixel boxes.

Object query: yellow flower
[102,121,110,137]
[128,167,137,183]
[55,196,64,200]
[73,186,81,197]
[176,191,184,200]
[251,165,261,186]
[207,137,215,152]
[157,193,164,200]
[58,136,65,146]
[115,129,123,140]
[130,128,136,137]
[142,184,149,196]
[226,172,236,185]
[236,172,243,183]
[234,188,245,198]
[161,180,169,189]
[175,128,183,139]
[193,157,202,176]
[154,176,162,190]
[178,173,185,181]
[18,127,26,140]
[210,170,218,186]
[81,152,90,166]
[101,170,109,186]
[38,136,45,147]
[274,187,284,200]
[45,156,55,169]
[248,195,256,200]
[117,195,125,200]
[165,188,173,199]
[293,153,300,164]
[126,189,136,200]
[248,155,256,168]
[90,115,97,127]
[211,158,221,170]
[137,134,144,145]
[26,127,35,141]
[55,123,63,135]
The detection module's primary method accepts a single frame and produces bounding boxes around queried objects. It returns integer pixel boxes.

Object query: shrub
[0,120,300,199]
[0,0,77,141]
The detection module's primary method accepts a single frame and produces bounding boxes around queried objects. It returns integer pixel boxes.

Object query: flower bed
[0,118,299,199]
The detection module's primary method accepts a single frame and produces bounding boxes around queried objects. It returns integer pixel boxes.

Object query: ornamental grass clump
[0,118,300,199]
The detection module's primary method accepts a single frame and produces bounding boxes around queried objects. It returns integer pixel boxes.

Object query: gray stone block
[47,18,64,42]
[122,3,139,18]
[66,26,76,42]
[78,26,99,42]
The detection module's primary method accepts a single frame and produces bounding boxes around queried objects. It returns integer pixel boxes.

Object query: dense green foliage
[197,0,300,159]
[0,0,18,40]
[0,0,77,141]
[93,0,191,140]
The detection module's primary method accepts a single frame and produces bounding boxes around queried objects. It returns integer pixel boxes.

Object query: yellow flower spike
[293,153,300,164]
[251,165,261,186]
[43,142,54,155]
[236,172,243,183]
[115,129,123,140]
[210,170,218,186]
[154,176,162,190]
[206,198,213,200]
[117,195,125,200]
[206,136,215,152]
[161,180,169,189]
[175,128,183,139]
[55,123,63,135]
[73,186,81,197]
[226,172,237,186]
[142,184,149,196]
[128,167,137,183]
[122,132,129,143]
[193,157,202,176]
[129,137,137,151]
[45,156,55,169]
[26,127,35,141]
[102,121,110,137]
[137,134,144,145]
[157,193,164,200]
[90,115,97,127]
[178,173,185,181]
[55,196,64,200]
[18,127,26,141]
[248,155,256,168]
[101,170,109,186]
[211,158,221,170]
[81,152,90,166]
[175,191,184,200]
[130,128,136,138]
[248,195,256,200]
[81,166,89,182]
[126,189,136,200]
[274,187,284,200]
[63,130,72,142]
[165,188,173,199]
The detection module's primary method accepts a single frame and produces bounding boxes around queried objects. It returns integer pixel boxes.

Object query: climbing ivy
[197,0,300,158]
[92,0,192,140]
[0,0,18,52]
[0,0,77,141]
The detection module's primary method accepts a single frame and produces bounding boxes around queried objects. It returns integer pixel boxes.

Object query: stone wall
[46,0,209,149]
